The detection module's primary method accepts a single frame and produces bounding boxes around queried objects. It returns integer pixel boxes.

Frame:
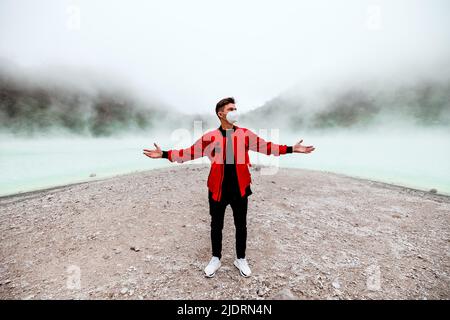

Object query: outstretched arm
[247,130,315,155]
[246,129,291,155]
[143,135,211,163]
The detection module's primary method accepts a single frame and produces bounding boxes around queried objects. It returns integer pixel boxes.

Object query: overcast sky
[0,0,449,113]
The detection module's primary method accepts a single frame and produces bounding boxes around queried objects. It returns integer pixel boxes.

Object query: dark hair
[215,97,235,117]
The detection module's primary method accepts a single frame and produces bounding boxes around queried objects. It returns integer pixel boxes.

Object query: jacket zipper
[233,134,242,197]
[217,136,225,201]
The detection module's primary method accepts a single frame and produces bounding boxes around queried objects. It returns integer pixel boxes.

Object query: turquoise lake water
[1,126,449,197]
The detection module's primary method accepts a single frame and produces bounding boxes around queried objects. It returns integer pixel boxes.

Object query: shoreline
[1,165,449,205]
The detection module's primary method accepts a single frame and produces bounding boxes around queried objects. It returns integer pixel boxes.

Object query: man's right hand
[143,143,163,159]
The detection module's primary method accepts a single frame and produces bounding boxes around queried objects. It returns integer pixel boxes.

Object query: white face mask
[226,110,239,123]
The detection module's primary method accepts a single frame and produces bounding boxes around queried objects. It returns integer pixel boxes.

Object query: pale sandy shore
[0,164,449,300]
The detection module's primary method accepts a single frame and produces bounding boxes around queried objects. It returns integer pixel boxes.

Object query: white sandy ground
[0,164,449,300]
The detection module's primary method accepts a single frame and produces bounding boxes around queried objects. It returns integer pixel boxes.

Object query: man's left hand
[293,139,315,153]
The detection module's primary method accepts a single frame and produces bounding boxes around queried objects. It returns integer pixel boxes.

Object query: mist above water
[0,0,449,196]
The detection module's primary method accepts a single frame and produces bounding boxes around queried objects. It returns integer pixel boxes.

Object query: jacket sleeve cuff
[162,150,169,159]
[286,146,293,153]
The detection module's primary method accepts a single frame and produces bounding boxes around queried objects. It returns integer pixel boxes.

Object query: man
[143,97,315,278]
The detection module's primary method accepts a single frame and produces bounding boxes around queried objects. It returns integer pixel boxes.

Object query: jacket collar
[218,124,237,137]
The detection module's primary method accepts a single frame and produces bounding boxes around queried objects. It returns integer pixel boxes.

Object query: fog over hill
[2,63,449,138]
[241,73,450,132]
[0,63,218,137]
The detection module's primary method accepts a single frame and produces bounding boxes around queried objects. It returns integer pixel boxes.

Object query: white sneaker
[204,256,221,277]
[234,258,251,277]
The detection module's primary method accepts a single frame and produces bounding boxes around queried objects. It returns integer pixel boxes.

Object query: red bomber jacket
[162,125,293,202]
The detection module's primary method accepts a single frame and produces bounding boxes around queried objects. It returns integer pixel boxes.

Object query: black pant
[208,192,248,260]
